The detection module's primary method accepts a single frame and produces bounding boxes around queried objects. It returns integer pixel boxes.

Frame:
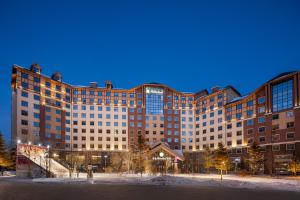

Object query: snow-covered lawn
[31,173,300,192]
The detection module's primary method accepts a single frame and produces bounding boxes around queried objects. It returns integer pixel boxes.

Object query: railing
[19,148,69,178]
[52,157,70,170]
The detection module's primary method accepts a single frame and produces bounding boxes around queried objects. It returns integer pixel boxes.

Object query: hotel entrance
[148,143,184,174]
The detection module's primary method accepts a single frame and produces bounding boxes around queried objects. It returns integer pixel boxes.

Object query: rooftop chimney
[105,80,113,89]
[51,72,62,82]
[89,82,98,88]
[211,86,220,93]
[30,63,42,74]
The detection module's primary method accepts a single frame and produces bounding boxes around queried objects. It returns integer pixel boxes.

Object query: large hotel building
[11,64,300,172]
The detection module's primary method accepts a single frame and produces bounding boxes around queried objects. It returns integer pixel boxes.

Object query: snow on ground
[32,173,154,184]
[0,171,16,177]
[29,173,300,192]
[175,174,300,192]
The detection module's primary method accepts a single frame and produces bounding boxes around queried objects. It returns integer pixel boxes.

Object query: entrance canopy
[148,142,184,161]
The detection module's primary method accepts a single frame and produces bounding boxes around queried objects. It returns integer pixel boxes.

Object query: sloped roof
[225,85,241,96]
[226,95,249,105]
[149,142,184,161]
[268,71,297,82]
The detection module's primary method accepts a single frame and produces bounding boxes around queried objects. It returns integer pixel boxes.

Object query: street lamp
[28,141,31,145]
[17,139,21,144]
[46,145,51,177]
[234,158,240,173]
[104,155,108,168]
[221,161,225,181]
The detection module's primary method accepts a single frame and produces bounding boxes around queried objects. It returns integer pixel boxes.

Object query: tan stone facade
[11,64,300,169]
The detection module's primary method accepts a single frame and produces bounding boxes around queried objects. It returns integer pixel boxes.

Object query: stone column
[174,157,178,174]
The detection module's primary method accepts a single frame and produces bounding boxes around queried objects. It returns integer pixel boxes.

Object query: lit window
[272,79,293,112]
[145,87,163,115]
[258,106,265,113]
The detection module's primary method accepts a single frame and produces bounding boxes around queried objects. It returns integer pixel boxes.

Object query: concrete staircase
[31,156,69,178]
[17,145,69,178]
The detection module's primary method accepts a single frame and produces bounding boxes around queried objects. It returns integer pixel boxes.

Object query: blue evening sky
[0,0,300,142]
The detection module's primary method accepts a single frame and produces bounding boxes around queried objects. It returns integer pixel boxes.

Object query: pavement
[1,173,300,192]
[0,178,299,200]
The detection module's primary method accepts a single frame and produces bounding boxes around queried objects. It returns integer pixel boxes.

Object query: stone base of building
[263,142,300,175]
[178,143,300,175]
[16,155,48,178]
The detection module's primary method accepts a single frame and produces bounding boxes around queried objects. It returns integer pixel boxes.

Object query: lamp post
[47,145,51,177]
[27,141,32,178]
[16,140,21,177]
[104,155,108,169]
[221,161,225,181]
[234,158,240,174]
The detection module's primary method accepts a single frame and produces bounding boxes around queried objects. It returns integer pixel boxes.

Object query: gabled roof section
[225,71,299,106]
[225,85,241,97]
[268,71,297,82]
[149,142,184,161]
[194,89,209,100]
[226,95,249,105]
[146,82,162,85]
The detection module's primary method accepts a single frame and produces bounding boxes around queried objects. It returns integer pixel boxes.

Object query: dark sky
[1,0,300,142]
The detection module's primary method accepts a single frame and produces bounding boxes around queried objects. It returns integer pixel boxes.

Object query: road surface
[0,178,299,200]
